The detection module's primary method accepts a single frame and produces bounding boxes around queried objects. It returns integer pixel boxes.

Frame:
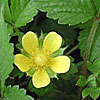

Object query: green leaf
[78,25,100,61]
[0,0,12,23]
[87,60,100,74]
[89,88,100,100]
[0,6,14,80]
[33,0,94,25]
[94,0,100,13]
[99,8,100,15]
[26,68,36,77]
[21,49,30,57]
[82,87,100,99]
[46,68,57,79]
[75,19,92,29]
[78,29,88,58]
[11,0,38,28]
[7,24,13,34]
[76,75,87,87]
[82,88,90,98]
[87,74,97,88]
[67,63,77,74]
[4,85,34,100]
[10,67,24,78]
[39,33,47,48]
[50,46,67,57]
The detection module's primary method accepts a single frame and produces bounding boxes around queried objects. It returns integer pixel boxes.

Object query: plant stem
[66,45,78,55]
[78,17,99,99]
[78,0,99,99]
[82,17,99,76]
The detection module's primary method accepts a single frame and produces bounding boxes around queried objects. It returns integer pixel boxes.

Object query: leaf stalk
[78,16,99,100]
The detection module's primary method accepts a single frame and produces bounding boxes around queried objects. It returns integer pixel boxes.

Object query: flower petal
[43,32,62,54]
[50,56,70,73]
[22,31,39,54]
[32,70,50,88]
[14,54,31,72]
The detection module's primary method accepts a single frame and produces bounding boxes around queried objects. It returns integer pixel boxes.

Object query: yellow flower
[14,31,70,88]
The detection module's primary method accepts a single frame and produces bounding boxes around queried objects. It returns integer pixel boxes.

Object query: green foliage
[94,0,100,13]
[0,0,12,23]
[33,0,94,25]
[46,68,57,79]
[78,25,100,61]
[11,0,38,28]
[10,67,24,78]
[0,6,14,81]
[50,46,68,57]
[81,59,100,99]
[75,19,92,29]
[7,24,13,34]
[39,88,76,100]
[29,15,77,45]
[87,74,97,88]
[39,33,47,48]
[0,0,100,100]
[76,75,87,87]
[4,85,34,100]
[82,87,100,100]
[87,59,100,74]
[26,68,36,77]
[82,88,90,99]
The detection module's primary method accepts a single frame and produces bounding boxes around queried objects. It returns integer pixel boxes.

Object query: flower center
[35,54,47,66]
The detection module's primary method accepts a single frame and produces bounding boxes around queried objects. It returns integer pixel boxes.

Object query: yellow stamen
[35,54,47,66]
